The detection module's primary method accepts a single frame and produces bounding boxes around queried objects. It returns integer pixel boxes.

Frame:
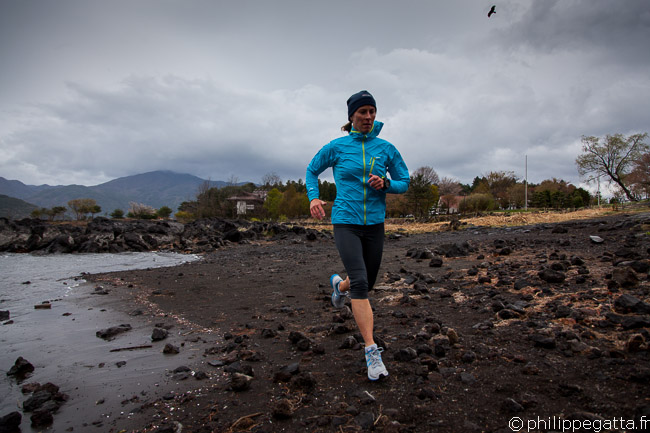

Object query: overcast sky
[1,0,649,196]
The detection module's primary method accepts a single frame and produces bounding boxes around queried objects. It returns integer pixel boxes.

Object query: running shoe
[330,274,347,308]
[365,345,389,380]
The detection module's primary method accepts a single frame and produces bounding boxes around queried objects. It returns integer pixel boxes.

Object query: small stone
[626,334,645,353]
[96,324,132,340]
[273,363,300,383]
[272,399,293,419]
[393,348,418,362]
[612,267,639,288]
[228,373,253,391]
[163,344,180,354]
[529,334,556,349]
[446,328,459,345]
[7,356,35,378]
[538,269,566,283]
[460,372,476,384]
[23,390,52,412]
[261,328,277,338]
[30,409,53,427]
[151,327,169,341]
[461,351,477,363]
[194,371,209,380]
[502,398,524,413]
[290,372,317,392]
[0,411,21,431]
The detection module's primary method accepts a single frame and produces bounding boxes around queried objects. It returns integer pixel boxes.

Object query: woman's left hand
[368,174,385,191]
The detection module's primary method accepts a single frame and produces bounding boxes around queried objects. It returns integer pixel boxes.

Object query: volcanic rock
[538,269,566,284]
[0,411,21,433]
[152,327,169,341]
[7,356,35,379]
[614,294,650,314]
[228,373,253,391]
[96,324,132,340]
[611,267,639,288]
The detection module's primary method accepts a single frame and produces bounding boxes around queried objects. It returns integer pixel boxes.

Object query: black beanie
[347,90,376,120]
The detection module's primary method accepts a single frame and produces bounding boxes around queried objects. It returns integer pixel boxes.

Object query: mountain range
[0,170,246,219]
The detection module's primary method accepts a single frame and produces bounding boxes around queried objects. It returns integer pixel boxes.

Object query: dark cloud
[0,0,648,199]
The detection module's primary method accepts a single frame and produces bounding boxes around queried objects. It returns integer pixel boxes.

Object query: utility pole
[524,155,528,211]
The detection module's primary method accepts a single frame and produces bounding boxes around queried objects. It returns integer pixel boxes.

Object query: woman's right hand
[310,199,327,220]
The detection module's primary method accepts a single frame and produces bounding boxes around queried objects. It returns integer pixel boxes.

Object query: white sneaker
[365,345,389,380]
[330,274,348,308]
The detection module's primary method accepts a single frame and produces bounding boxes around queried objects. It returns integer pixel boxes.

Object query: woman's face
[351,105,376,134]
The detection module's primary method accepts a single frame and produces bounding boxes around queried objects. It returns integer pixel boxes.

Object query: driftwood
[109,344,153,352]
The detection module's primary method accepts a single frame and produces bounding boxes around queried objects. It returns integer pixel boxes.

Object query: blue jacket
[306,121,410,225]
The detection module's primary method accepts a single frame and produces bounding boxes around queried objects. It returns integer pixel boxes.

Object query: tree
[90,204,102,218]
[263,188,283,220]
[627,152,650,199]
[111,209,125,219]
[576,133,649,202]
[32,206,67,221]
[261,172,282,190]
[437,177,462,197]
[68,198,98,220]
[280,185,309,218]
[484,171,518,209]
[128,202,157,219]
[319,180,337,202]
[405,168,438,218]
[437,177,462,215]
[157,206,173,219]
[413,166,440,186]
[30,208,44,219]
[49,206,67,220]
[458,193,496,213]
[507,183,527,209]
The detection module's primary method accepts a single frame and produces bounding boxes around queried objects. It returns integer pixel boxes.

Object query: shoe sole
[368,371,389,381]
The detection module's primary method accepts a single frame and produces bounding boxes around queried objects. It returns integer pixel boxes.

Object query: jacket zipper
[362,137,367,225]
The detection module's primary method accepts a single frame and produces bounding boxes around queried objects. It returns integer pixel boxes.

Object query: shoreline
[1,257,211,433]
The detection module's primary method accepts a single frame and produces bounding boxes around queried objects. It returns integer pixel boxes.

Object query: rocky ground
[62,209,650,433]
[0,216,323,254]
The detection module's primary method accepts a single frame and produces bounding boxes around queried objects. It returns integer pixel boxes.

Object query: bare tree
[484,171,518,209]
[261,172,282,190]
[412,166,440,186]
[576,133,649,201]
[436,177,462,214]
[627,152,650,199]
[437,177,462,196]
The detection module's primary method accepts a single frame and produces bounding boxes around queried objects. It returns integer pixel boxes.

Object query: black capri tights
[333,223,384,300]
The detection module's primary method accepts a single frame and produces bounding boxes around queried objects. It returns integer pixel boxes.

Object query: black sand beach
[4,209,650,433]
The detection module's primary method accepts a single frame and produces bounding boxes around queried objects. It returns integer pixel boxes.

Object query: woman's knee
[349,278,369,299]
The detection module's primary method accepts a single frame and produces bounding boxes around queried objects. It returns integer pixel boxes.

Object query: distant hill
[0,171,248,217]
[0,194,39,219]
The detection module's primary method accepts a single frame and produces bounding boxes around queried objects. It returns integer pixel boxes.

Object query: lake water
[0,251,200,317]
[0,252,201,431]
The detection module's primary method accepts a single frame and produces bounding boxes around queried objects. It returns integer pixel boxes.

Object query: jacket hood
[350,121,383,140]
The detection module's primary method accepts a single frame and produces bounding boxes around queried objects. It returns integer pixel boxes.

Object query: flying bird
[488,5,496,17]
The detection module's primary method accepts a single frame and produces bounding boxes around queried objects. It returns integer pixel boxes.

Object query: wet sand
[2,278,210,432]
